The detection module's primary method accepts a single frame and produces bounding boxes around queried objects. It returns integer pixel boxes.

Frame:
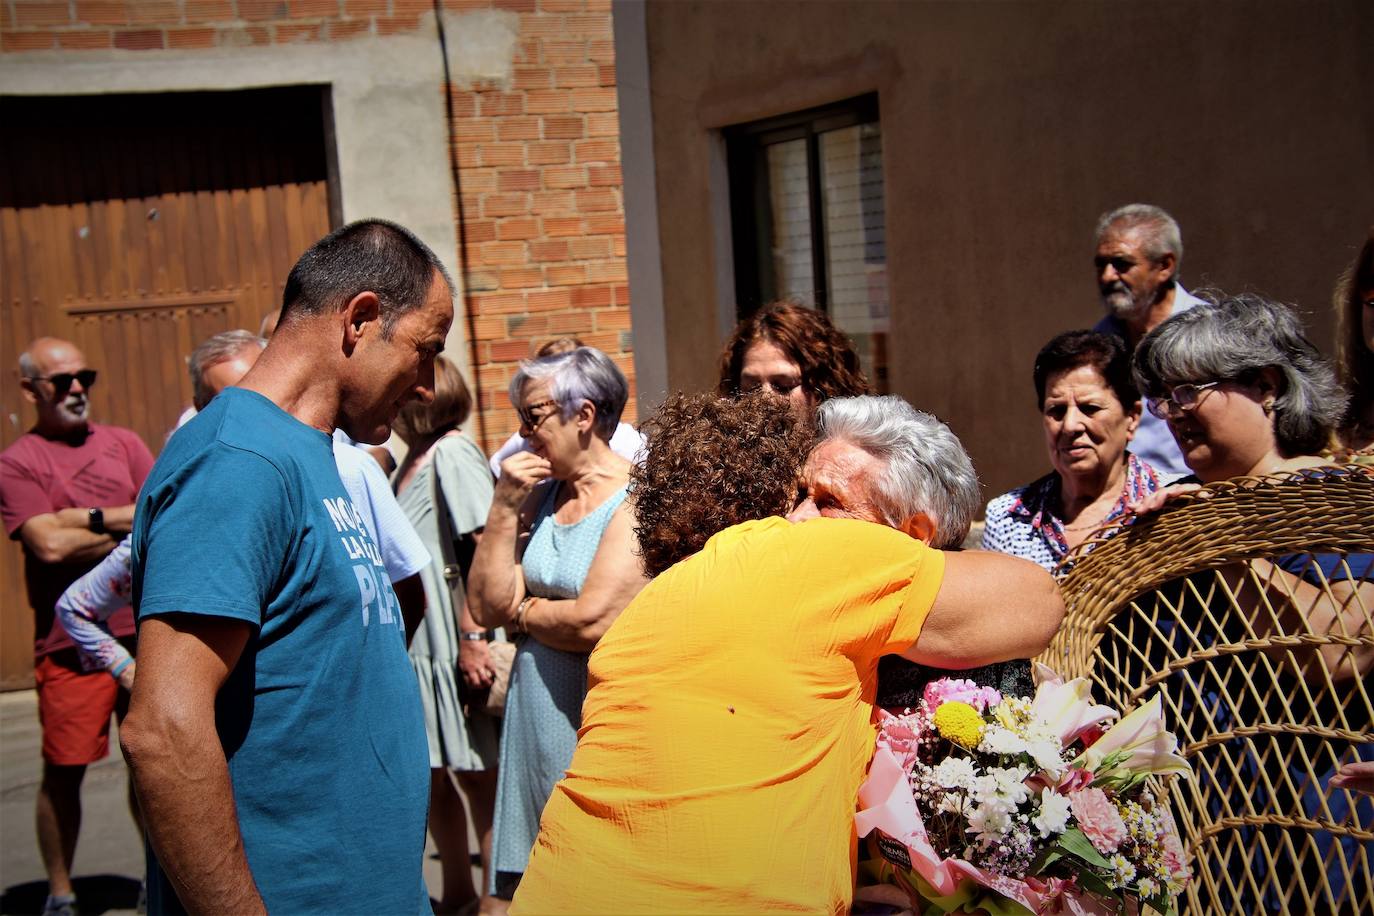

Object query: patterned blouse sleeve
[54,536,134,674]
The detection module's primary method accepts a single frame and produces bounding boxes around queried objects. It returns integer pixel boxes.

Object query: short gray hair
[1132,293,1347,456]
[1096,203,1184,269]
[189,330,266,410]
[509,346,628,440]
[18,351,38,379]
[817,395,981,549]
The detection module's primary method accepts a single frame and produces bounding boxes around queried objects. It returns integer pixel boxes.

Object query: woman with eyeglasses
[717,300,872,412]
[466,346,649,912]
[981,330,1170,572]
[1129,294,1372,912]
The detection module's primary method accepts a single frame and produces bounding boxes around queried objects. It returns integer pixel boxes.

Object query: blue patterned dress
[490,481,628,897]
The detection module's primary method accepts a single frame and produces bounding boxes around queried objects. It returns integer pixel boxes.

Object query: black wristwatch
[87,507,106,534]
[459,631,490,642]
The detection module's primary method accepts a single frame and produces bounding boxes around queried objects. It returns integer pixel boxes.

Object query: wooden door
[0,87,335,688]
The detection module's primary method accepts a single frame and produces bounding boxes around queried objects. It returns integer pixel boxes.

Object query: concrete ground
[0,690,467,915]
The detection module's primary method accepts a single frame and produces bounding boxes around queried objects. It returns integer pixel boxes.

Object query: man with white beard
[1091,203,1203,478]
[0,337,154,916]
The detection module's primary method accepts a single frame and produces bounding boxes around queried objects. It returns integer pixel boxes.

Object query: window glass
[765,139,815,303]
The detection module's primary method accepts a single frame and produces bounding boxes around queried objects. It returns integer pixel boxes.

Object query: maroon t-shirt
[0,423,154,657]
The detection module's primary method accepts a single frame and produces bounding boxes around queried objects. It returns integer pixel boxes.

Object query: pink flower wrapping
[923,678,1003,713]
[1068,788,1128,854]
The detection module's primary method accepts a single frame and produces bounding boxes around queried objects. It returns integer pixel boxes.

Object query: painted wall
[635,0,1373,500]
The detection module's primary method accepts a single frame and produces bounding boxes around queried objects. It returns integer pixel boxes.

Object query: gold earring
[1263,399,1275,414]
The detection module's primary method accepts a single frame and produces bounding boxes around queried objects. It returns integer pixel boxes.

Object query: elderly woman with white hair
[510,394,1064,915]
[467,346,649,907]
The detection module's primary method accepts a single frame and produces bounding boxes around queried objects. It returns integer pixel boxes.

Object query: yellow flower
[933,701,985,749]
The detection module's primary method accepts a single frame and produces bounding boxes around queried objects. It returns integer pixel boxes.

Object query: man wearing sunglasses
[1090,203,1205,480]
[0,336,154,916]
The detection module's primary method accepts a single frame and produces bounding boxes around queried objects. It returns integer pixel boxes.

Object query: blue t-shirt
[132,388,430,914]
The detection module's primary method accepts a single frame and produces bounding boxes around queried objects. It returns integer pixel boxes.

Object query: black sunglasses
[31,369,97,395]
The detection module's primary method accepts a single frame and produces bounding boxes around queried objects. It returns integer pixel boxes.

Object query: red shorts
[34,650,128,766]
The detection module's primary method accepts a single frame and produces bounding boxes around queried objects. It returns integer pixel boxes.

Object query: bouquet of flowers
[855,665,1192,915]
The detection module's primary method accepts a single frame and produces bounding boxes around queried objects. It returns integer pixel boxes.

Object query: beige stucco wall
[636,0,1373,501]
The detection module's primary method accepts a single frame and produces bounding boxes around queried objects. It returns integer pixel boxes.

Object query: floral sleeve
[54,536,134,674]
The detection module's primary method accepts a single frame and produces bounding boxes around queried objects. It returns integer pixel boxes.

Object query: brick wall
[0,0,633,453]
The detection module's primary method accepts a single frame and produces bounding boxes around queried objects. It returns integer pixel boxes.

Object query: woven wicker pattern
[1042,466,1374,913]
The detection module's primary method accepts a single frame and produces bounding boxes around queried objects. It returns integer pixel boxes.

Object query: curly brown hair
[630,392,814,577]
[716,300,872,402]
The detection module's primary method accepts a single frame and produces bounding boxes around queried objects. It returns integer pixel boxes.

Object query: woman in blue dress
[467,346,649,909]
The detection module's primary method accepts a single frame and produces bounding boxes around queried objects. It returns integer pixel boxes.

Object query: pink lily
[1074,693,1190,778]
[1030,663,1119,745]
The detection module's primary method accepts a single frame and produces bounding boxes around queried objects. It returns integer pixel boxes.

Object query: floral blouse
[981,453,1166,574]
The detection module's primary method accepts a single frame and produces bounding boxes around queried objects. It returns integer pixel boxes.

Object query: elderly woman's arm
[467,452,549,627]
[900,551,1065,669]
[516,504,649,652]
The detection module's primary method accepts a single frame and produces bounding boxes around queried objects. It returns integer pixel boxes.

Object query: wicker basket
[1042,466,1374,914]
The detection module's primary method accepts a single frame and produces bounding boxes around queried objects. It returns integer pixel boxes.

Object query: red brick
[374,14,419,34]
[1,3,12,25]
[498,169,541,192]
[584,0,608,10]
[528,239,569,261]
[274,20,322,40]
[588,164,621,187]
[538,0,583,10]
[465,271,500,293]
[327,18,370,39]
[541,37,584,65]
[442,0,490,8]
[58,27,114,45]
[542,217,582,237]
[2,28,58,47]
[455,145,481,168]
[611,234,625,257]
[126,0,179,22]
[574,138,618,162]
[530,190,575,215]
[611,283,630,305]
[512,65,553,90]
[392,0,430,12]
[584,214,624,234]
[464,219,498,244]
[567,236,611,259]
[495,117,540,142]
[516,10,565,36]
[594,307,631,331]
[547,309,595,333]
[570,87,616,112]
[574,188,617,212]
[587,37,612,62]
[499,268,543,289]
[453,117,495,143]
[542,165,586,189]
[526,141,571,165]
[570,285,612,309]
[524,89,570,114]
[515,36,537,62]
[526,289,573,311]
[445,92,476,118]
[554,65,599,88]
[15,1,73,25]
[493,0,534,11]
[167,25,218,45]
[473,292,528,314]
[562,12,608,37]
[479,92,524,117]
[544,264,585,286]
[597,63,615,86]
[342,0,383,14]
[586,111,618,137]
[489,338,536,361]
[586,260,627,283]
[215,23,269,43]
[542,115,584,139]
[472,315,507,341]
[237,0,288,19]
[184,0,234,19]
[481,194,529,218]
[112,26,164,46]
[288,0,338,17]
[497,217,540,240]
[579,331,620,353]
[461,168,498,192]
[480,143,525,167]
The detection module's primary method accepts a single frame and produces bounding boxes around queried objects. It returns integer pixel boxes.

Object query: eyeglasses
[29,369,97,395]
[1146,381,1221,420]
[517,399,560,432]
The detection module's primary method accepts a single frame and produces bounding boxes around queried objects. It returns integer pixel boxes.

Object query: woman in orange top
[511,394,1064,914]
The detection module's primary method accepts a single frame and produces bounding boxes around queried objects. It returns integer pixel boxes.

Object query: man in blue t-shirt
[123,219,454,915]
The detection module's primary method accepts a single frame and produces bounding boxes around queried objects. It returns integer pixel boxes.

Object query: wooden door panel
[0,87,332,688]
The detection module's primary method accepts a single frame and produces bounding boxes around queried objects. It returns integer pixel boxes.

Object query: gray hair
[1095,203,1184,269]
[18,351,38,378]
[509,346,628,441]
[817,395,981,549]
[1132,293,1347,456]
[189,330,267,410]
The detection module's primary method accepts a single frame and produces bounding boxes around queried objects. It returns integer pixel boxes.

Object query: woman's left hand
[459,638,495,690]
[1127,482,1202,517]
